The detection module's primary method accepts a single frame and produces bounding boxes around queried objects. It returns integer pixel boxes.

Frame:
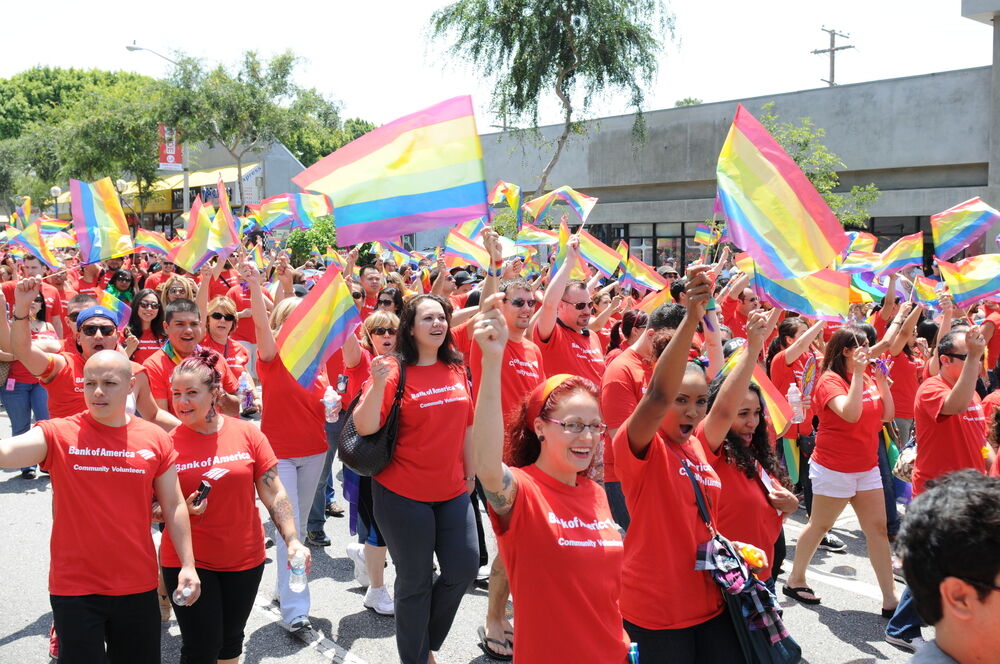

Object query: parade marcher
[127,288,166,364]
[1,254,65,338]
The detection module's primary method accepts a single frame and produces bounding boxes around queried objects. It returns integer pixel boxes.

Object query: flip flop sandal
[782,585,821,605]
[477,625,513,661]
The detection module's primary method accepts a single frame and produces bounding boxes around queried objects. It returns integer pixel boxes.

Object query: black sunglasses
[81,324,116,337]
[371,327,397,336]
[138,301,160,310]
[351,292,364,300]
[504,297,536,309]
[561,300,595,312]
[377,299,395,307]
[210,312,236,322]
[942,352,967,361]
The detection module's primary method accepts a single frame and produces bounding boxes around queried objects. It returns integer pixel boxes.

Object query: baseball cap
[75,306,119,329]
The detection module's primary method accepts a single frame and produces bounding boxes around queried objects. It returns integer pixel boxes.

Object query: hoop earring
[206,400,217,422]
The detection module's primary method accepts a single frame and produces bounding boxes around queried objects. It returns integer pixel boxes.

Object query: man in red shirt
[981,301,1000,389]
[143,260,177,293]
[720,281,759,340]
[1,255,65,338]
[0,349,200,663]
[358,266,383,320]
[532,235,605,384]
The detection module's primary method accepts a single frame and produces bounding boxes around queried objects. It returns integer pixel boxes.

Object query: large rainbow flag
[521,185,598,223]
[930,197,999,260]
[134,228,175,256]
[443,228,490,270]
[168,195,216,273]
[210,180,240,257]
[70,177,134,264]
[577,231,623,277]
[276,266,363,388]
[937,254,1000,307]
[293,96,488,246]
[8,220,60,269]
[716,104,848,280]
[516,222,559,246]
[877,231,924,276]
[844,231,878,254]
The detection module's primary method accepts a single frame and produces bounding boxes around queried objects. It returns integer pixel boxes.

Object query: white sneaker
[364,585,394,616]
[885,634,927,653]
[346,542,370,587]
[477,564,490,582]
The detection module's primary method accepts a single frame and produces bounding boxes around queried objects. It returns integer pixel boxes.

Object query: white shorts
[809,460,882,499]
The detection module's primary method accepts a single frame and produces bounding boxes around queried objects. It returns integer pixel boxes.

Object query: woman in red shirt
[353,294,477,664]
[605,309,648,364]
[127,289,166,364]
[784,325,898,615]
[161,350,308,664]
[886,303,926,445]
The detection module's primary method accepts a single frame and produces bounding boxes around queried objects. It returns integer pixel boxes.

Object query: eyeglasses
[561,300,595,312]
[371,327,397,336]
[542,417,607,435]
[942,352,968,361]
[503,297,536,309]
[210,312,236,322]
[138,301,159,310]
[167,288,186,295]
[954,576,1000,592]
[378,299,395,307]
[351,292,364,300]
[81,324,116,337]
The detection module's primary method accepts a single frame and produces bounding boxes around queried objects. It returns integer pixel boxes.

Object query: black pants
[373,481,479,664]
[624,610,744,664]
[358,475,386,546]
[50,590,160,664]
[470,480,490,567]
[162,563,265,663]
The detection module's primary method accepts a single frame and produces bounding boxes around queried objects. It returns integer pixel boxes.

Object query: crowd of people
[0,225,998,664]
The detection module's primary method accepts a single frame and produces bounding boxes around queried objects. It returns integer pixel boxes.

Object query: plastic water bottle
[238,373,254,414]
[628,642,639,664]
[289,552,307,593]
[322,386,341,423]
[786,384,805,424]
[173,586,193,606]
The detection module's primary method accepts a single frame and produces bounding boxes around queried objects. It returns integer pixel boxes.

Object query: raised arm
[194,263,212,321]
[10,278,65,377]
[240,263,277,363]
[825,348,869,423]
[887,303,923,357]
[784,320,825,365]
[535,235,581,342]
[478,229,503,310]
[941,325,986,416]
[588,294,623,332]
[0,426,48,469]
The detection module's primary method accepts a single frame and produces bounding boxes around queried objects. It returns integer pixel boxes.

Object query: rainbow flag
[8,220,60,269]
[96,290,132,331]
[877,231,924,276]
[134,228,174,256]
[912,275,943,308]
[719,346,793,438]
[521,185,598,223]
[516,222,559,246]
[845,231,878,254]
[324,246,345,269]
[443,228,490,270]
[618,243,666,292]
[578,231,623,277]
[736,252,849,321]
[211,180,241,257]
[291,193,333,229]
[839,250,882,273]
[258,194,295,231]
[693,222,722,246]
[455,216,487,240]
[850,272,887,304]
[250,244,268,270]
[636,287,673,314]
[38,217,71,234]
[716,104,848,280]
[931,197,1000,260]
[293,96,488,246]
[12,197,30,228]
[276,266,363,388]
[938,254,1000,307]
[69,177,134,264]
[488,179,523,227]
[168,195,216,273]
[552,218,588,279]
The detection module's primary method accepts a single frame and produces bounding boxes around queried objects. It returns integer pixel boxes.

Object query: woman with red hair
[471,294,627,663]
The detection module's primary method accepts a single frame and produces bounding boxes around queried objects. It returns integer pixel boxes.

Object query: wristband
[487,266,503,278]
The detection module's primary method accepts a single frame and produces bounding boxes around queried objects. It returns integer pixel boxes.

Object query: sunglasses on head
[371,327,397,336]
[81,324,116,337]
[378,299,395,307]
[210,312,236,322]
[504,297,536,309]
[561,300,595,312]
[138,301,159,310]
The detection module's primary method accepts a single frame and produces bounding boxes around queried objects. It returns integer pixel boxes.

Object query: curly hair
[707,378,789,488]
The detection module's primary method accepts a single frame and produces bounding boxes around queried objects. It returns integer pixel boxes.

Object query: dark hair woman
[352,293,477,664]
[128,288,166,364]
[605,309,648,364]
[106,268,137,303]
[376,286,405,316]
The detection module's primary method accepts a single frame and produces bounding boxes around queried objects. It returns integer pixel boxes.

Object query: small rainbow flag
[8,220,60,269]
[937,254,1000,308]
[912,275,943,308]
[250,244,268,271]
[736,252,849,321]
[96,289,132,331]
[845,231,878,254]
[12,197,30,228]
[719,346,793,438]
[516,222,559,246]
[636,287,673,314]
[931,197,1000,260]
[488,179,523,227]
[552,218,588,279]
[455,216,487,240]
[134,228,174,256]
[210,180,240,257]
[578,231,623,277]
[293,96,488,246]
[622,252,667,292]
[324,246,345,270]
[850,272,887,304]
[276,266,363,388]
[838,250,882,273]
[291,193,333,229]
[521,186,598,223]
[877,231,924,276]
[716,104,848,280]
[168,195,216,273]
[38,217,71,234]
[257,194,295,231]
[69,177,134,264]
[693,222,722,246]
[443,228,490,270]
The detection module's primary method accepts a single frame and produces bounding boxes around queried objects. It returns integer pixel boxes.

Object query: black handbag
[337,359,407,477]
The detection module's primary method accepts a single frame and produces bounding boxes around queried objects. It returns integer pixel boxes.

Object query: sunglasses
[377,299,395,307]
[115,275,132,282]
[210,312,236,322]
[351,292,364,300]
[561,300,595,312]
[81,324,116,337]
[167,288,186,295]
[504,297,536,309]
[32,297,44,304]
[138,301,160,310]
[371,327,397,336]
[942,352,967,361]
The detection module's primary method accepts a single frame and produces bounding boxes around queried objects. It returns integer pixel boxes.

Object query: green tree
[674,97,702,106]
[285,215,337,265]
[758,102,879,230]
[431,0,671,197]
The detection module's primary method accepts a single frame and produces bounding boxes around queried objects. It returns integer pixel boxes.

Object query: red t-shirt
[38,413,176,595]
[532,321,605,385]
[224,284,271,344]
[613,427,724,630]
[142,270,171,293]
[2,281,64,329]
[160,417,278,571]
[889,352,922,420]
[721,297,748,339]
[698,427,783,581]
[768,349,819,438]
[811,371,884,473]
[208,270,239,301]
[491,465,627,663]
[41,352,88,418]
[450,320,473,359]
[202,336,250,379]
[468,337,544,423]
[912,376,987,495]
[985,311,1000,366]
[367,361,473,502]
[604,347,624,365]
[143,347,239,414]
[257,355,329,458]
[982,390,1000,425]
[9,326,59,384]
[361,295,377,320]
[344,349,373,405]
[600,348,652,484]
[131,328,165,365]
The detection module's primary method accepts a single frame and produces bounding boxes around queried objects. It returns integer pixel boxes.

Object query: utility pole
[811,27,854,86]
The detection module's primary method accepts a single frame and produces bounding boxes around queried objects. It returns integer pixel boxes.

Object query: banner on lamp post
[158,123,183,172]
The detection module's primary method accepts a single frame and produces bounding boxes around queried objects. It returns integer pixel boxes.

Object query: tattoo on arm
[261,466,278,489]
[483,467,518,516]
[267,493,297,541]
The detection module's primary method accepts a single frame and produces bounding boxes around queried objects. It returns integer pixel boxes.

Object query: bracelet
[487,266,503,278]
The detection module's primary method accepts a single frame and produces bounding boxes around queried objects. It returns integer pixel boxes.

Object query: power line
[811,27,854,87]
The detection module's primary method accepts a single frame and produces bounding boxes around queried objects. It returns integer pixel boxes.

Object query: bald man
[0,350,200,664]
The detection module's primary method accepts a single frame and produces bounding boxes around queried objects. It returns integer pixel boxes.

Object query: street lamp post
[49,185,61,219]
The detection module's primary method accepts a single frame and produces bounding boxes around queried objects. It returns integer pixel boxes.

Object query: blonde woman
[160,275,196,309]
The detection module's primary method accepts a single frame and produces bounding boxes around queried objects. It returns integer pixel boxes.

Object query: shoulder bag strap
[667,445,715,534]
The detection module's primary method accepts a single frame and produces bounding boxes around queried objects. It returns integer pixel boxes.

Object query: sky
[2,0,994,132]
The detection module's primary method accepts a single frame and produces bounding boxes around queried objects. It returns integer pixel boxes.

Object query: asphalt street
[0,408,921,664]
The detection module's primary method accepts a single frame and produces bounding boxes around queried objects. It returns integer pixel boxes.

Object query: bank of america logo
[136,449,156,460]
[204,468,230,481]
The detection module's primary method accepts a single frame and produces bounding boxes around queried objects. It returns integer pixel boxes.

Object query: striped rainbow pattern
[516,222,558,246]
[258,194,296,232]
[693,222,722,246]
[720,346,793,438]
[168,195,216,273]
[291,193,333,229]
[838,250,882,273]
[96,289,132,331]
[293,96,488,246]
[850,272,887,303]
[876,231,924,276]
[70,177,134,264]
[845,231,878,254]
[455,216,487,240]
[9,220,60,269]
[134,228,175,256]
[443,228,490,270]
[521,185,598,223]
[488,179,522,227]
[937,254,1000,307]
[38,217,71,234]
[552,218,588,279]
[276,266,363,389]
[578,231,623,277]
[930,197,999,260]
[716,104,848,280]
[250,244,268,270]
[211,180,241,256]
[912,275,943,308]
[636,287,673,314]
[624,253,667,292]
[736,252,849,321]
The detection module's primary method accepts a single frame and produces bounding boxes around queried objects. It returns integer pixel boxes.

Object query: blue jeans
[0,381,49,471]
[886,587,922,640]
[877,437,900,538]
[306,417,343,532]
